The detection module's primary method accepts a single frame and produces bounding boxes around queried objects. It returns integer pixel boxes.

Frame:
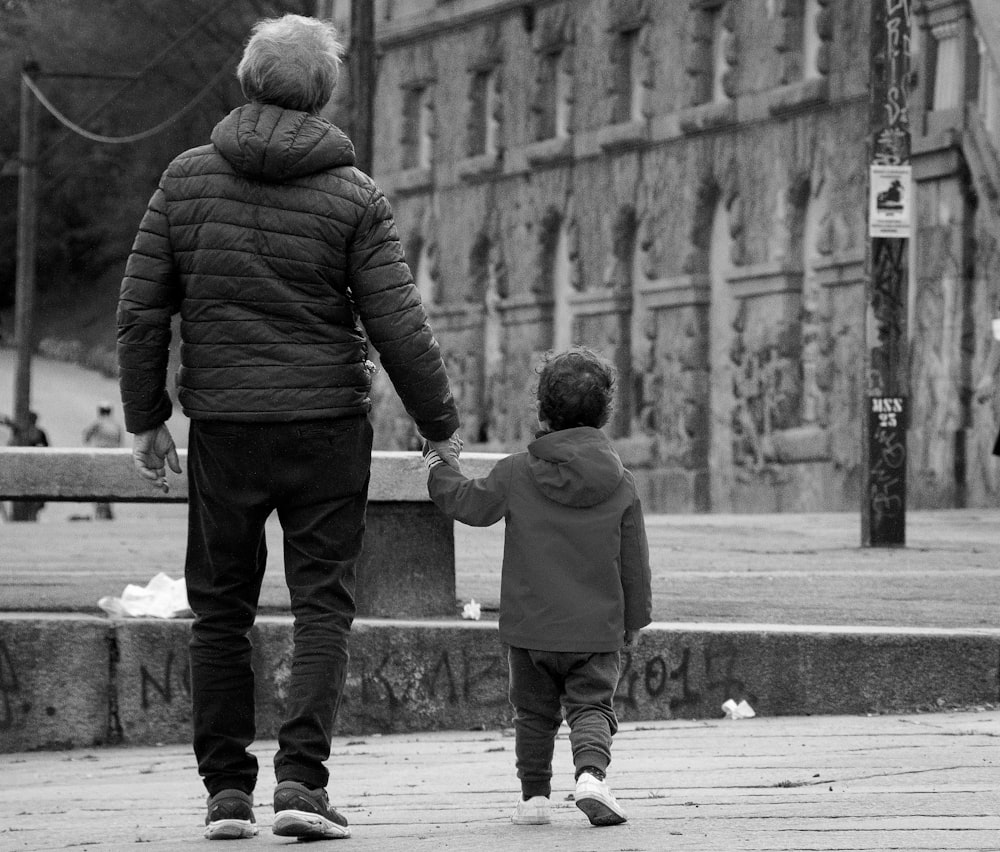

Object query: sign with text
[869,164,912,238]
[867,396,906,546]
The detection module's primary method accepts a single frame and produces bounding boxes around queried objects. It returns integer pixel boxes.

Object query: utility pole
[10,61,40,521]
[348,0,375,175]
[862,1,911,546]
[13,61,39,444]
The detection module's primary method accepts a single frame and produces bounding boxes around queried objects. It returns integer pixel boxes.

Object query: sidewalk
[3,711,999,851]
[5,506,1000,627]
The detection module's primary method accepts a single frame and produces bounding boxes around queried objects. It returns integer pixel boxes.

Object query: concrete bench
[0,447,502,618]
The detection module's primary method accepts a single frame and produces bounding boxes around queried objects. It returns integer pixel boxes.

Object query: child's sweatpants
[507,646,620,799]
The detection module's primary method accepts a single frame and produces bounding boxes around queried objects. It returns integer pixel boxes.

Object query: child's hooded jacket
[428,426,652,652]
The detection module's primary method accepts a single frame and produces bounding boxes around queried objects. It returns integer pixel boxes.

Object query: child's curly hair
[536,347,616,431]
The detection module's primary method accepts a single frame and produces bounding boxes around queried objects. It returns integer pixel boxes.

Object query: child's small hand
[624,629,641,648]
[424,432,463,471]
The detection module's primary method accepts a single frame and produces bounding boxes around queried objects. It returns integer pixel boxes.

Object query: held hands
[132,424,181,492]
[422,431,464,472]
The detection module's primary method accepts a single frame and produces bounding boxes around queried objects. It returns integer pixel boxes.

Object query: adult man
[82,401,123,519]
[117,14,460,841]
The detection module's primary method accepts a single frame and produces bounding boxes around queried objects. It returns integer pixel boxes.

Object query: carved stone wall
[364,0,991,513]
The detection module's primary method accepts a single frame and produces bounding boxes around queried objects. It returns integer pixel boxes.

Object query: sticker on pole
[869,164,911,238]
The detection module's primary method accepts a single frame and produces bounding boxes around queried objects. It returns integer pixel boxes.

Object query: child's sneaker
[272,780,351,839]
[204,788,258,839]
[574,771,627,826]
[511,795,552,825]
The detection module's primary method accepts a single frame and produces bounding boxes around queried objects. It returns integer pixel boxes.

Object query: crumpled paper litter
[722,698,756,720]
[98,572,192,619]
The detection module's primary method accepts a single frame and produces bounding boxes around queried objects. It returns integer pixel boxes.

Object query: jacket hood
[526,427,625,508]
[211,102,355,181]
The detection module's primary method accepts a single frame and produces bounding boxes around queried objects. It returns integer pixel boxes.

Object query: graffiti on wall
[0,639,22,731]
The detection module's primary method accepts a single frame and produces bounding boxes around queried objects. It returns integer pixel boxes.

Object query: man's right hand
[425,431,463,472]
[132,424,181,492]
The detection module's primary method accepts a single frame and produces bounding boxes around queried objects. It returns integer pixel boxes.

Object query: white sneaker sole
[272,808,351,839]
[204,818,259,839]
[575,794,627,826]
[511,812,551,825]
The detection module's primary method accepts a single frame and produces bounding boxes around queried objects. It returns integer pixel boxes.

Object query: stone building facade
[329,0,1000,514]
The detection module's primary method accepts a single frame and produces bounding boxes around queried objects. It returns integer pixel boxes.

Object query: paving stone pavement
[3,711,1000,851]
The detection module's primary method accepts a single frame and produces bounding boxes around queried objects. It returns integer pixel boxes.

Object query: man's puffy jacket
[117,102,459,441]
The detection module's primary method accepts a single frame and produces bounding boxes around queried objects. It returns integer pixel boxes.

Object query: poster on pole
[868,164,912,238]
[867,395,906,546]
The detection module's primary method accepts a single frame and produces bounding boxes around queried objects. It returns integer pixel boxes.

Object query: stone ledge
[2,616,997,752]
[0,449,505,502]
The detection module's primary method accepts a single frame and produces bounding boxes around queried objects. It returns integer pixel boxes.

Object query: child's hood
[525,427,625,508]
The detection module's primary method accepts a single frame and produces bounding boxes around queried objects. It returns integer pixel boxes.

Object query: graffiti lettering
[615,651,640,710]
[427,652,458,703]
[704,641,747,699]
[139,649,191,710]
[360,648,508,717]
[361,653,401,711]
[644,655,667,698]
[459,650,507,704]
[0,639,21,730]
[611,643,753,717]
[667,647,700,712]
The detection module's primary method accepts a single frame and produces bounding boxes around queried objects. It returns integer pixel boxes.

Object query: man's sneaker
[574,771,627,826]
[272,780,351,839]
[511,795,552,825]
[204,789,258,840]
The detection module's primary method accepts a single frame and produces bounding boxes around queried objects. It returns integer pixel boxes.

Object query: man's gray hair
[237,14,346,114]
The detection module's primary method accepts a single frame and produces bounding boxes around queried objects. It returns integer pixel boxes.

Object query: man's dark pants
[185,416,372,796]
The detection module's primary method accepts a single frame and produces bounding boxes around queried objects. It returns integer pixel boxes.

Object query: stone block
[253,618,510,737]
[0,616,110,751]
[6,618,995,753]
[615,628,1000,721]
[113,619,193,745]
[358,502,456,617]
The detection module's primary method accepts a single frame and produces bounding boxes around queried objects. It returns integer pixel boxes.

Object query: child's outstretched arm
[424,446,511,527]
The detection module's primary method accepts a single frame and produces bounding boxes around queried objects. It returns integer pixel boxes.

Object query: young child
[424,347,652,827]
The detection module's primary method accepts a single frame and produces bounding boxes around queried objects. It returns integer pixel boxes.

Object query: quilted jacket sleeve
[347,184,459,442]
[116,185,180,434]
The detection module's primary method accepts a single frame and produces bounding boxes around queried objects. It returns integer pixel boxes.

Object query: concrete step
[3,614,998,753]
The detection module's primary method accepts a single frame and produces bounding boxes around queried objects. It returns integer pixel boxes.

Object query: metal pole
[10,61,41,522]
[13,61,39,444]
[862,1,911,546]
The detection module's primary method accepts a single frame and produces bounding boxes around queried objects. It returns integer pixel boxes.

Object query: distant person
[425,347,652,828]
[82,401,123,520]
[2,410,49,521]
[3,409,48,448]
[116,13,460,842]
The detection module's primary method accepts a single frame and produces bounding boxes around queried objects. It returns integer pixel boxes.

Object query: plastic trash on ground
[722,698,756,720]
[461,598,482,620]
[98,572,192,619]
